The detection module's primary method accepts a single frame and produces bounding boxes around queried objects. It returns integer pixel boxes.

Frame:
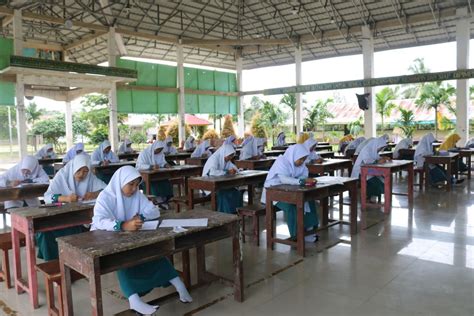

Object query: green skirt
[43,165,54,176]
[367,177,384,198]
[117,258,178,298]
[142,180,174,199]
[276,201,319,239]
[35,226,85,261]
[217,189,243,214]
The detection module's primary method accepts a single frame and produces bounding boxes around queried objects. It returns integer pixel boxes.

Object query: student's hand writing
[122,216,143,231]
[67,194,78,203]
[10,180,21,187]
[153,165,160,170]
[227,168,237,175]
[83,192,97,201]
[103,160,110,166]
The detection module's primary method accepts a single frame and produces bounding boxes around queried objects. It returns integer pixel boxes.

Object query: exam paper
[160,218,208,228]
[315,176,345,186]
[141,221,159,230]
[80,199,97,204]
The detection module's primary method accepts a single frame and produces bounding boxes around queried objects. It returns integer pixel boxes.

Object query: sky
[31,39,474,118]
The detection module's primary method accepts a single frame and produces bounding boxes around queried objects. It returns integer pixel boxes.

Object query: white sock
[169,277,193,303]
[128,293,158,315]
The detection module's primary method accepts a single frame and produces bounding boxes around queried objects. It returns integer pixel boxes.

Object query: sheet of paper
[80,199,97,204]
[315,176,345,186]
[141,220,159,230]
[159,218,208,228]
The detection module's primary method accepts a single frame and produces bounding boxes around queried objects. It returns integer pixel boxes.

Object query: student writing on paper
[303,137,323,164]
[183,136,196,151]
[37,155,106,261]
[0,155,49,210]
[118,138,135,154]
[163,136,178,155]
[240,136,266,160]
[91,166,192,315]
[63,142,89,163]
[439,133,468,172]
[191,139,212,158]
[261,144,319,242]
[202,144,243,214]
[344,136,365,157]
[392,138,413,159]
[91,140,120,183]
[136,140,173,209]
[35,144,57,175]
[275,132,286,146]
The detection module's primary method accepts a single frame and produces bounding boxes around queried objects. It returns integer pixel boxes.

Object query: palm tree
[280,93,297,134]
[395,107,416,138]
[375,87,398,132]
[25,102,44,126]
[415,81,455,138]
[304,98,334,137]
[259,101,287,143]
[402,58,430,99]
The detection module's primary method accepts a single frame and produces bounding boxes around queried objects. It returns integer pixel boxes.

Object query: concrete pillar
[177,43,186,147]
[295,45,302,134]
[456,7,470,145]
[65,101,74,149]
[13,10,23,55]
[108,27,119,151]
[236,53,245,137]
[362,26,376,138]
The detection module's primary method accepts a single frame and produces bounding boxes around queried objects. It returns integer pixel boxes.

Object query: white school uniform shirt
[191,140,211,158]
[260,144,313,213]
[351,137,387,179]
[163,136,178,155]
[183,136,196,151]
[63,143,89,163]
[44,155,106,204]
[91,140,119,165]
[202,144,237,177]
[0,156,49,209]
[91,166,160,231]
[414,133,436,169]
[276,132,286,146]
[136,141,167,170]
[392,138,413,159]
[35,144,57,159]
[118,139,133,154]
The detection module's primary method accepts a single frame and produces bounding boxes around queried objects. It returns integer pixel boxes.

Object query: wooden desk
[307,158,352,177]
[317,142,330,146]
[185,157,208,166]
[449,148,474,179]
[424,153,459,191]
[58,210,242,316]
[165,152,192,164]
[187,170,268,211]
[10,202,94,308]
[354,150,392,162]
[37,157,63,166]
[397,148,415,160]
[316,151,335,159]
[271,145,289,150]
[0,184,49,203]
[360,160,414,214]
[235,158,276,170]
[117,152,139,160]
[92,161,136,177]
[315,145,332,151]
[264,150,285,157]
[139,165,202,195]
[265,176,358,257]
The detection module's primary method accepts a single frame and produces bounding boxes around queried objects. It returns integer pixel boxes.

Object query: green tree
[72,115,90,142]
[25,102,44,126]
[244,96,263,124]
[349,116,364,136]
[415,81,455,138]
[280,93,297,134]
[31,116,66,152]
[375,87,398,132]
[402,58,430,99]
[0,106,17,139]
[259,101,287,143]
[89,126,109,145]
[304,98,334,137]
[395,107,416,138]
[130,132,147,150]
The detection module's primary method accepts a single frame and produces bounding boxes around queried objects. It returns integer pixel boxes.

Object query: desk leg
[11,226,23,294]
[407,165,414,207]
[25,226,39,308]
[360,169,367,211]
[447,161,452,192]
[232,223,243,302]
[60,260,73,316]
[182,250,191,288]
[296,199,305,257]
[187,186,194,209]
[349,182,358,235]
[90,260,103,316]
[265,195,274,251]
[247,184,254,205]
[211,192,217,212]
[196,246,206,283]
[384,172,392,214]
[468,155,472,180]
[424,162,429,191]
[321,197,329,227]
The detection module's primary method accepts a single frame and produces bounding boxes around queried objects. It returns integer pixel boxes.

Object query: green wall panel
[184,67,198,89]
[0,38,13,70]
[185,94,198,113]
[158,65,176,87]
[0,81,15,106]
[132,90,158,113]
[157,92,177,113]
[117,89,133,113]
[198,95,214,113]
[214,72,229,92]
[136,62,157,86]
[229,96,238,115]
[116,58,136,70]
[215,96,229,114]
[228,73,237,92]
[197,70,214,90]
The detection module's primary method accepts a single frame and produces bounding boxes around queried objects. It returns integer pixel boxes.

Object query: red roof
[161,114,211,126]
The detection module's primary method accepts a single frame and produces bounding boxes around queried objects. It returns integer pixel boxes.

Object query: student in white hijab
[465,138,474,148]
[183,136,196,151]
[35,144,57,175]
[351,137,388,201]
[414,133,455,185]
[276,132,286,146]
[202,144,242,213]
[354,137,373,155]
[118,139,134,154]
[91,140,119,165]
[260,144,318,241]
[91,166,192,315]
[224,135,237,146]
[257,138,267,156]
[344,137,365,156]
[0,156,49,210]
[163,136,178,155]
[136,141,173,208]
[303,138,322,164]
[240,136,262,160]
[63,143,88,163]
[392,138,413,159]
[190,140,211,158]
[37,154,106,261]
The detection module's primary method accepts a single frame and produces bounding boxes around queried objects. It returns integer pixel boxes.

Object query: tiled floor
[0,174,473,315]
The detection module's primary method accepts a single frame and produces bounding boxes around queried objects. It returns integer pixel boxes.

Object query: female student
[118,139,135,154]
[0,156,49,210]
[392,138,413,159]
[351,137,388,202]
[91,140,119,165]
[303,138,323,164]
[191,140,212,158]
[240,136,265,160]
[183,136,196,151]
[276,132,286,146]
[163,136,178,155]
[91,166,192,315]
[224,135,237,148]
[344,136,365,156]
[37,155,106,261]
[202,144,243,213]
[63,142,88,163]
[261,144,318,241]
[136,141,173,208]
[338,134,354,153]
[35,144,57,175]
[465,138,474,148]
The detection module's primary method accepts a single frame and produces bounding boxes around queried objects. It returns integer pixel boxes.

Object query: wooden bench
[36,260,63,316]
[237,204,266,246]
[0,232,26,289]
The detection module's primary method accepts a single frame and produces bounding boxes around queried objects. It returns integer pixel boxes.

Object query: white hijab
[414,133,436,168]
[136,141,166,169]
[224,135,236,145]
[393,138,413,159]
[184,136,195,151]
[240,136,259,160]
[63,143,87,163]
[351,137,387,178]
[118,139,133,154]
[91,140,119,164]
[303,138,320,162]
[44,154,106,203]
[345,137,366,153]
[202,144,236,176]
[35,144,56,159]
[256,138,266,155]
[465,138,474,148]
[355,137,373,155]
[191,140,211,158]
[91,166,160,231]
[276,132,286,146]
[163,136,178,155]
